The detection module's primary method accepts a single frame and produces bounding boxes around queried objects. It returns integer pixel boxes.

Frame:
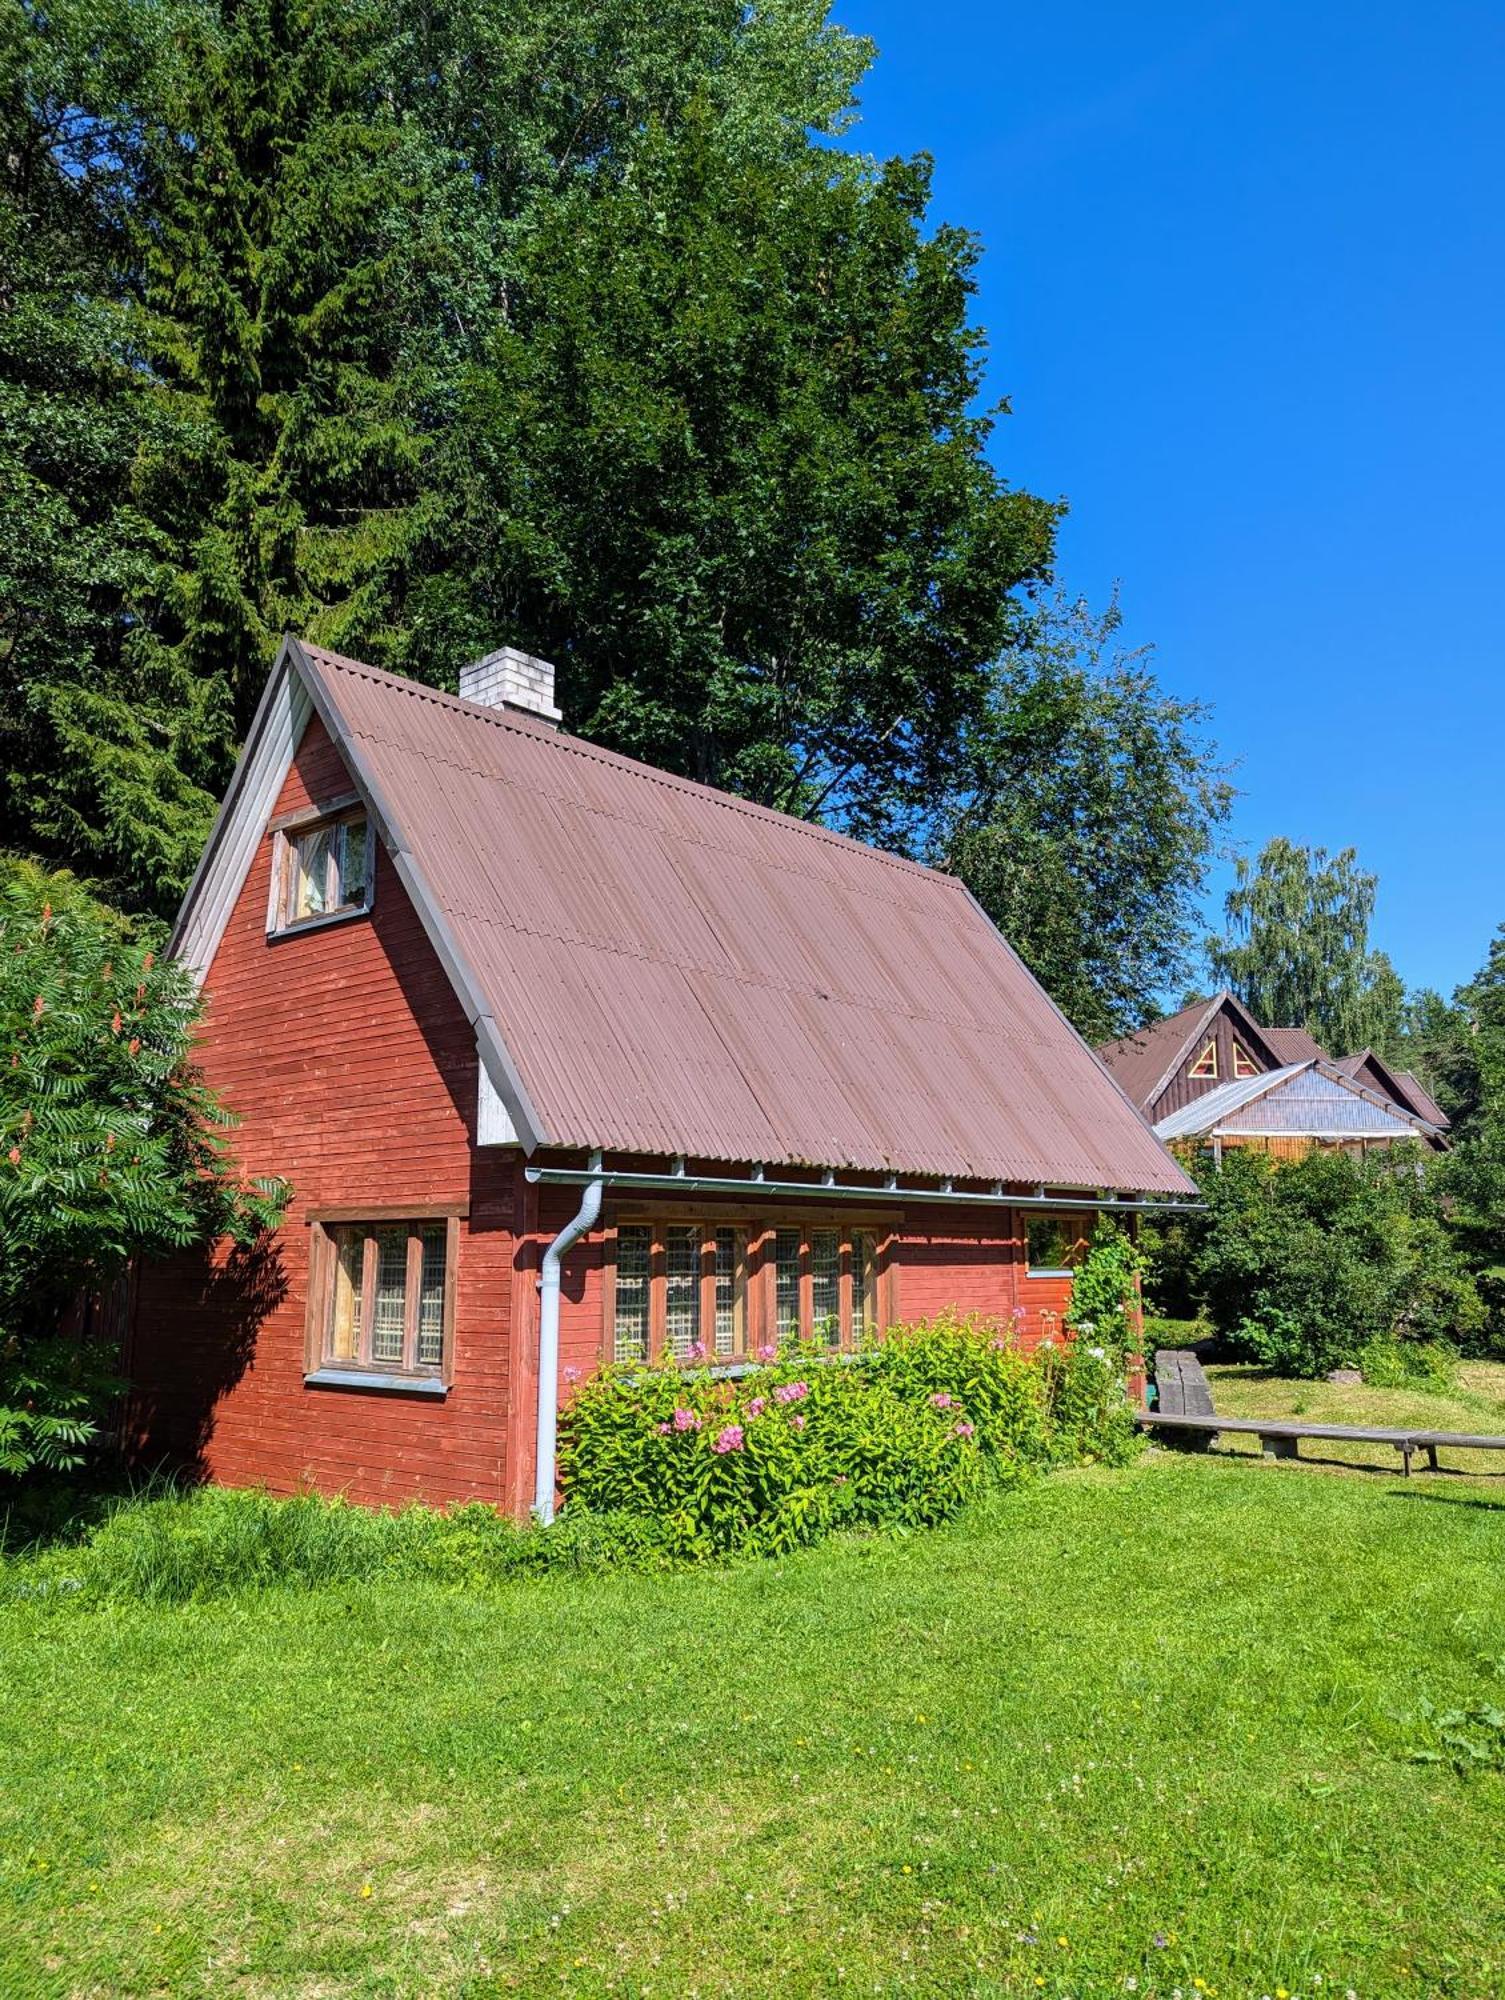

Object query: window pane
[415,1224,446,1369]
[810,1229,839,1347]
[338,818,370,909]
[371,1227,408,1363]
[851,1231,875,1345]
[328,1230,363,1361]
[1027,1216,1074,1273]
[292,826,332,920]
[774,1228,802,1341]
[614,1226,650,1364]
[713,1228,742,1356]
[664,1225,700,1360]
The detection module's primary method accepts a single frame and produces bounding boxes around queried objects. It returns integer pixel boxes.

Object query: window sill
[305,1368,447,1397]
[1026,1269,1074,1281]
[268,905,372,943]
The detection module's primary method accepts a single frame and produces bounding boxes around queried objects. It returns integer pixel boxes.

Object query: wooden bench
[1137,1408,1505,1476]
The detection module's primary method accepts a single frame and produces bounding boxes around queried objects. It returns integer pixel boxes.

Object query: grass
[1205,1358,1505,1476]
[4,1456,1505,1996]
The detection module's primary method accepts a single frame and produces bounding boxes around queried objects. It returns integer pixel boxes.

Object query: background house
[129,637,1194,1516]
[1098,990,1449,1161]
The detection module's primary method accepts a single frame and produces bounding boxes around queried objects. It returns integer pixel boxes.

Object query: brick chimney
[459,645,562,726]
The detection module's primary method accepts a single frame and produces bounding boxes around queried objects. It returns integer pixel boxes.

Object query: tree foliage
[1181,1147,1483,1376]
[1206,837,1405,1054]
[0,857,286,1473]
[935,596,1231,1041]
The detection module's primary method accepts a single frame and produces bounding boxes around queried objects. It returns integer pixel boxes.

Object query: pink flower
[954,1420,975,1439]
[563,1365,580,1383]
[929,1392,954,1410]
[1011,1304,1027,1321]
[774,1380,809,1404]
[687,1340,706,1362]
[746,1397,766,1418]
[672,1407,702,1432]
[756,1343,777,1362]
[655,1422,671,1435]
[791,1413,807,1431]
[713,1424,745,1454]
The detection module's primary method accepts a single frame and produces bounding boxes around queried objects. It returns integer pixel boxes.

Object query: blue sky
[835,0,1504,999]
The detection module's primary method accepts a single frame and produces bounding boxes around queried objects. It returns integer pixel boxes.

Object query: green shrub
[558,1342,984,1559]
[1356,1338,1459,1394]
[1187,1146,1484,1378]
[1063,1219,1148,1360]
[863,1311,1052,1472]
[561,1316,1140,1557]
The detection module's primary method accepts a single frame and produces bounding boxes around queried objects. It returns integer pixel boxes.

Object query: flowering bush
[559,1313,1140,1558]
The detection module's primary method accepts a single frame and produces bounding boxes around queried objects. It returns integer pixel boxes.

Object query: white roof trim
[170,642,310,984]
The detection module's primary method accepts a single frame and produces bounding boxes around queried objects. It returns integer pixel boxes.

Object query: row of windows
[610,1222,881,1366]
[305,1211,1090,1383]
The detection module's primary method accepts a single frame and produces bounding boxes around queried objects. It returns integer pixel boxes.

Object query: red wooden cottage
[129,637,1195,1517]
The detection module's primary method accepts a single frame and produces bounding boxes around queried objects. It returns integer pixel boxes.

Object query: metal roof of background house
[256,641,1191,1193]
[1260,1024,1330,1065]
[1331,1050,1451,1130]
[1154,1061,1444,1144]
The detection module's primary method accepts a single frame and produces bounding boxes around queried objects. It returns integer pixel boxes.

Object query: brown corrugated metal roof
[293,642,1192,1193]
[1332,1050,1451,1130]
[1394,1068,1450,1130]
[1261,1024,1329,1065]
[1097,996,1221,1110]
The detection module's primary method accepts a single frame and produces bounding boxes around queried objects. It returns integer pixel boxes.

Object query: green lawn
[5,1454,1505,1998]
[1205,1359,1505,1476]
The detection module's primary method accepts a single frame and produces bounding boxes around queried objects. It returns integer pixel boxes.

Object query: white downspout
[534,1149,604,1524]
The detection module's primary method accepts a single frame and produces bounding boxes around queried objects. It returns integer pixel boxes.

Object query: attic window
[1232,1041,1260,1078]
[1188,1038,1219,1079]
[271,809,373,934]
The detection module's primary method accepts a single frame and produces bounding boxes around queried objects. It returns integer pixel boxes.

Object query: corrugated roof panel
[1155,1064,1432,1143]
[298,644,1193,1192]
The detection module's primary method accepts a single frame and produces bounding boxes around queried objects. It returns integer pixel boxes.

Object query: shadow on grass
[1386,1486,1505,1511]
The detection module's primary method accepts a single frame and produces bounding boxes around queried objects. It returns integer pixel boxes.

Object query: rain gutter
[524,1163,1201,1215]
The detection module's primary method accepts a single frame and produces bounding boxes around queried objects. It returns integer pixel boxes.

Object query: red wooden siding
[128,716,522,1509]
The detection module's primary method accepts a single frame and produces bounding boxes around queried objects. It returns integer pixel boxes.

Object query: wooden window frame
[1024,1211,1088,1280]
[1231,1040,1260,1078]
[603,1212,893,1365]
[305,1210,460,1386]
[267,804,375,938]
[1188,1037,1219,1080]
